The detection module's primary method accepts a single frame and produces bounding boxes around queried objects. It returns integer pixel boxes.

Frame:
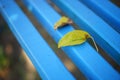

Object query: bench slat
[79,0,120,33]
[51,0,120,65]
[0,0,75,80]
[22,0,120,80]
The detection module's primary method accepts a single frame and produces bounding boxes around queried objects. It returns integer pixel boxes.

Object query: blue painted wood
[79,0,120,33]
[51,0,120,65]
[0,0,75,80]
[22,0,120,80]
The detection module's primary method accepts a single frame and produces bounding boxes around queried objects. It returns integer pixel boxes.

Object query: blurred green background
[0,15,41,80]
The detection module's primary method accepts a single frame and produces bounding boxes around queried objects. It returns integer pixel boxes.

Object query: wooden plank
[0,0,75,80]
[22,0,120,80]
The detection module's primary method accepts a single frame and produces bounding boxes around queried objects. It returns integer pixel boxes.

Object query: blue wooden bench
[0,0,120,80]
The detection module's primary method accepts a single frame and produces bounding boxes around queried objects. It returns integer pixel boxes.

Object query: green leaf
[58,30,91,48]
[54,16,72,30]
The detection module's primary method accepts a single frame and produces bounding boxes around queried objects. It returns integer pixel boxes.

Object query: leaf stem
[90,37,99,52]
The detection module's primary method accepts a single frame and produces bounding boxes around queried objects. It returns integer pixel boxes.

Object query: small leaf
[54,16,73,30]
[58,30,91,48]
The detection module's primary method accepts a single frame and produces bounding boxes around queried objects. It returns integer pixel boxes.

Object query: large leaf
[58,30,91,48]
[54,16,72,30]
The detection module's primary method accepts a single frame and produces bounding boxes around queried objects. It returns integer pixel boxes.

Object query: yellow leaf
[58,30,98,52]
[58,30,91,48]
[54,16,72,30]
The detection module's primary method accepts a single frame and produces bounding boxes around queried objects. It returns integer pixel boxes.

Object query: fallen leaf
[58,30,91,48]
[58,30,98,52]
[54,16,73,30]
